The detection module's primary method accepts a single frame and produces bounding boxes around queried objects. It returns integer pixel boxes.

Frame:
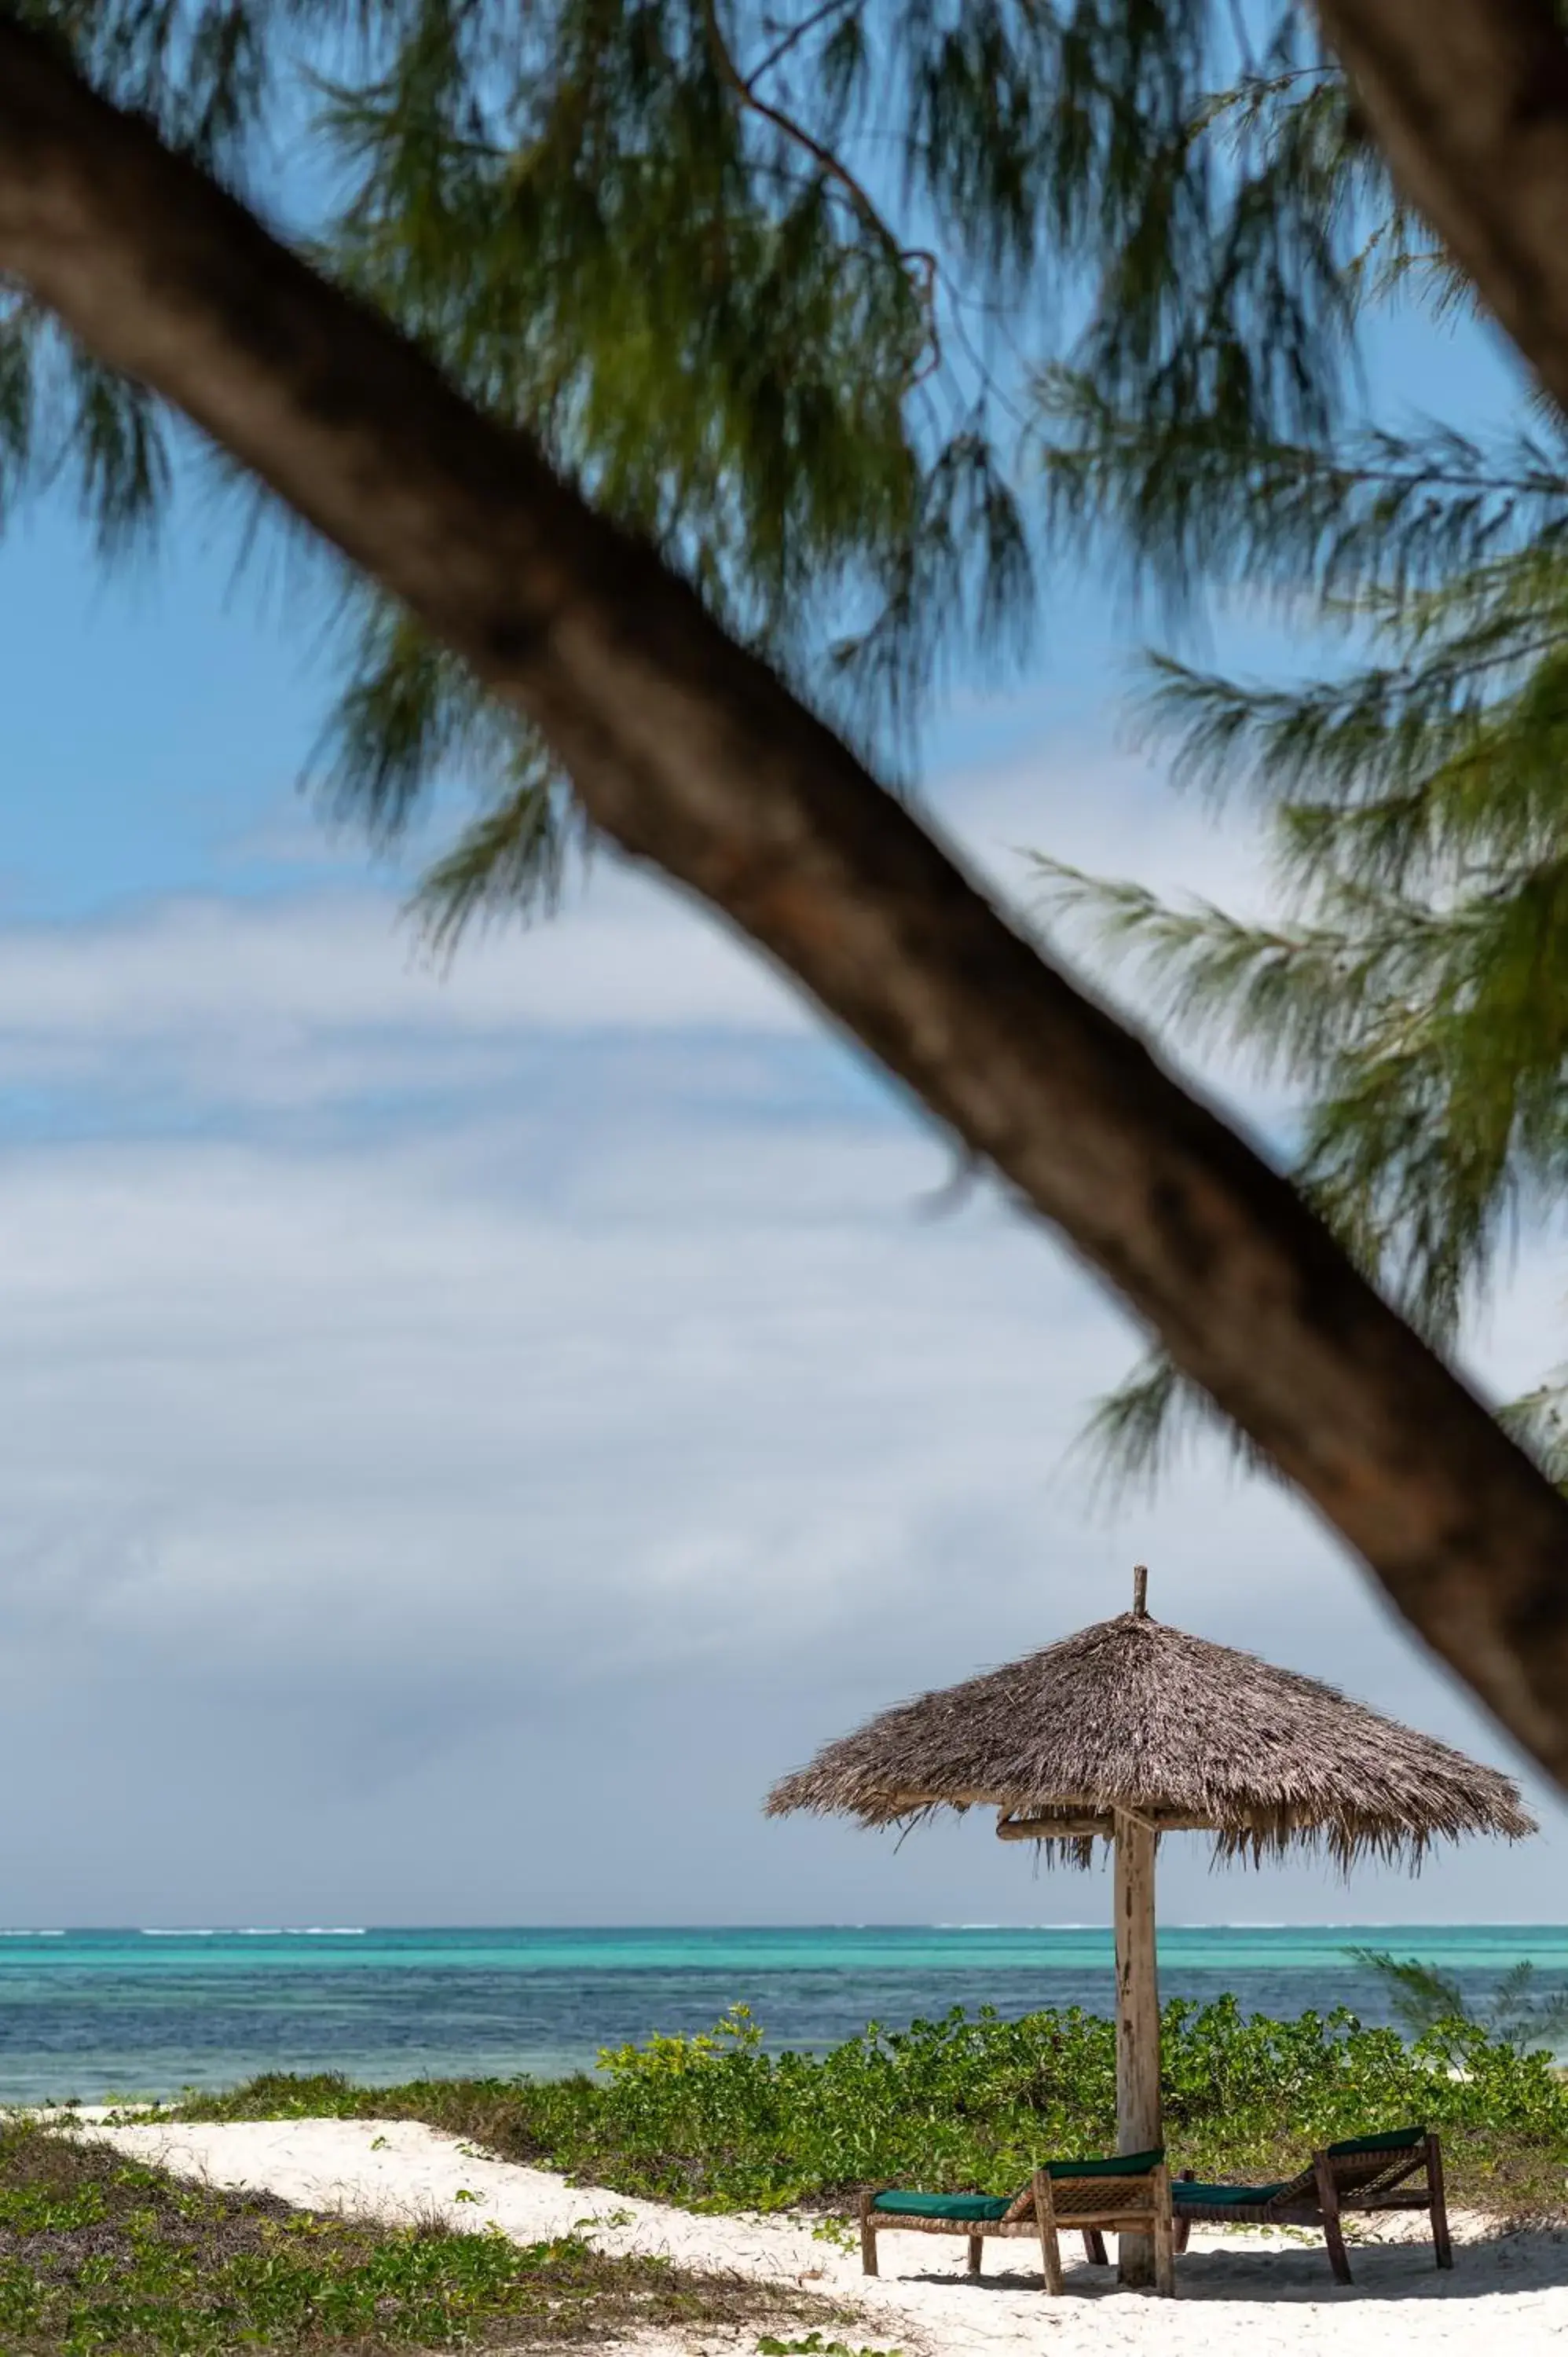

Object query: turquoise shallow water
[2,1924,1565,2102]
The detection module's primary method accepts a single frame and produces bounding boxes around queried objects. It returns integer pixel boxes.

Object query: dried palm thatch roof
[766,1607,1535,1869]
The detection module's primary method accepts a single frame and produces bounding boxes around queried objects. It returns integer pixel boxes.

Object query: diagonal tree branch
[1310,0,1568,419]
[2,17,1568,1779]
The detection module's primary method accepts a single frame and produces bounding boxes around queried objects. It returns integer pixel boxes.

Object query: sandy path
[76,2115,1568,2354]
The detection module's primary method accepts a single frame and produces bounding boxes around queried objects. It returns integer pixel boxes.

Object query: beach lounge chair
[1171,2126,1451,2285]
[859,2147,1175,2296]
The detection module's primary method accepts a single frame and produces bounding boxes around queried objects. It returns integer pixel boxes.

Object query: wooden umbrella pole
[1113,1808,1161,2287]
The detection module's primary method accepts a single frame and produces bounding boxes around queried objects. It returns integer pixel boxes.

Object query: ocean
[1,1924,1564,2104]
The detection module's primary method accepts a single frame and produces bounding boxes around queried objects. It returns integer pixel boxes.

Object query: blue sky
[0,291,1563,1930]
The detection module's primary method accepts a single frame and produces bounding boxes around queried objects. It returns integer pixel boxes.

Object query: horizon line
[2,1919,1566,1936]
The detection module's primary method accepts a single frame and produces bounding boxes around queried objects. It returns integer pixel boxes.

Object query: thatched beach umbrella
[766,1567,1534,2282]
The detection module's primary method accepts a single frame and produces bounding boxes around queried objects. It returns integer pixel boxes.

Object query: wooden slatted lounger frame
[859,2154,1176,2297]
[1171,2128,1452,2286]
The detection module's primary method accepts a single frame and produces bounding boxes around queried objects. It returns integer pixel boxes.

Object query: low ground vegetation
[170,1999,1568,2220]
[0,2113,831,2354]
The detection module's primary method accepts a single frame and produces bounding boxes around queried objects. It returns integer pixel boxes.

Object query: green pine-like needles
[7,0,1370,928]
[1031,415,1568,1486]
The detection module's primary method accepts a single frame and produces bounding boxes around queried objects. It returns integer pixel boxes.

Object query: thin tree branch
[746,0,859,92]
[698,0,888,251]
[2,18,1568,1776]
[697,0,940,379]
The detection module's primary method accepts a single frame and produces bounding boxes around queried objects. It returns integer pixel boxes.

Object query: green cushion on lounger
[1327,2128,1423,2157]
[874,2149,1167,2223]
[1044,2147,1164,2179]
[1172,2179,1288,2207]
[872,2191,1012,2222]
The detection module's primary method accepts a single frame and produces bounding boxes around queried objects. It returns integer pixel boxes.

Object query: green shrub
[0,2116,836,2352]
[177,1997,1568,2218]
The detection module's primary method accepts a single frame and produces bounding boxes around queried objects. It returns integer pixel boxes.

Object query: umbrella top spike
[1132,1563,1149,1617]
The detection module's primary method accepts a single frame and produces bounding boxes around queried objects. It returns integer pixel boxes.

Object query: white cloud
[0,866,808,1110]
[0,753,1560,1926]
[0,739,1271,1114]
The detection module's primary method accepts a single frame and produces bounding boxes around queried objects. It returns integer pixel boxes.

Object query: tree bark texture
[1113,1813,1161,2287]
[3,20,1568,1777]
[1313,0,1568,421]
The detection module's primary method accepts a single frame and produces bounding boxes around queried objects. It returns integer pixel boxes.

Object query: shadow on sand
[896,2227,1568,2303]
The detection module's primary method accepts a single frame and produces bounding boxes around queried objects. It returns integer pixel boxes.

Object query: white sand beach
[76,2113,1568,2355]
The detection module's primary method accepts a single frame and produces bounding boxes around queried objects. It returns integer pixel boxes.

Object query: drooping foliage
[1020,55,1568,1483]
[4,0,1375,927]
[1032,423,1568,1482]
[16,0,1563,1458]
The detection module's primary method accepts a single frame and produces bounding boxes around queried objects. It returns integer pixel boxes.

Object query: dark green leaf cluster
[12,0,1392,939]
[1022,45,1568,1487]
[0,2112,802,2351]
[1035,459,1568,1483]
